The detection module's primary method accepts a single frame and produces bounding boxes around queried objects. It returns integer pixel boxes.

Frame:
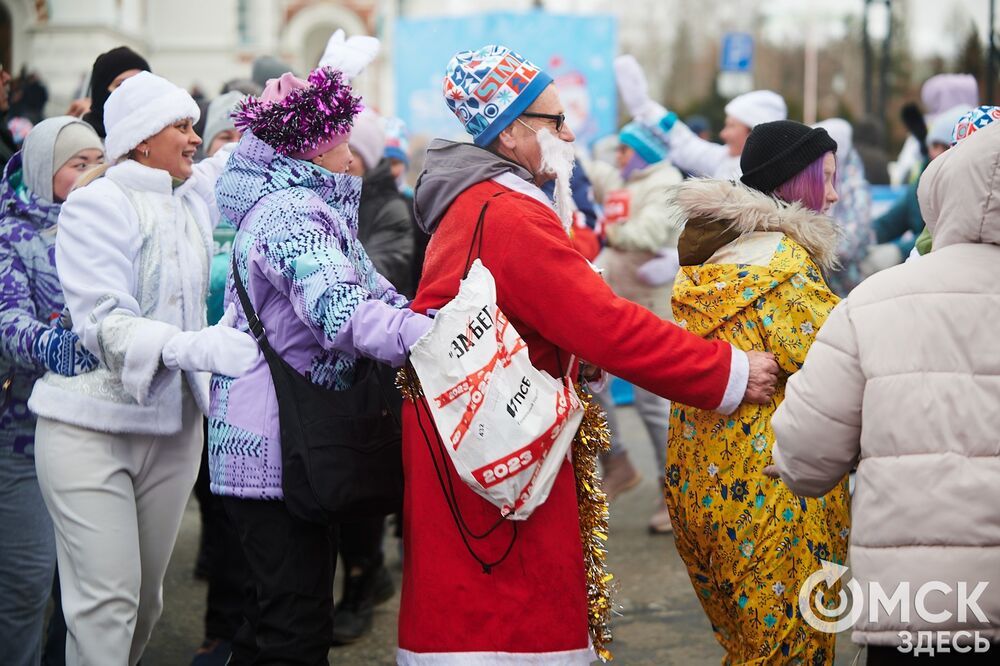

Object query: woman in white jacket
[28,72,258,666]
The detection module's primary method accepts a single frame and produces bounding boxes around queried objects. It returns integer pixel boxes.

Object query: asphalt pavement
[144,406,863,665]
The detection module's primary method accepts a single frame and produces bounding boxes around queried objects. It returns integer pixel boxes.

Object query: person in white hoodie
[771,117,1000,662]
[28,72,259,666]
[614,54,786,179]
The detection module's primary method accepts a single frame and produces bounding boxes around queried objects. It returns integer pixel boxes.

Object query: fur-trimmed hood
[671,179,841,340]
[674,178,840,271]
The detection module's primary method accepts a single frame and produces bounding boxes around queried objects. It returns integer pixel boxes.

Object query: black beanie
[739,120,837,194]
[82,46,151,138]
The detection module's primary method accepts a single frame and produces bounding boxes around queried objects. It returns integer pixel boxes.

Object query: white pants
[34,396,202,666]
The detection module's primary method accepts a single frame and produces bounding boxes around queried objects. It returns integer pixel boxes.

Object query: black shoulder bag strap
[230,252,276,359]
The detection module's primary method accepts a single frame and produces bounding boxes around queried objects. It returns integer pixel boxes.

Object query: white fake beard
[536,129,576,233]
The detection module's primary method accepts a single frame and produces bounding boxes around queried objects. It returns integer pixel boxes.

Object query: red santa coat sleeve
[490,194,740,412]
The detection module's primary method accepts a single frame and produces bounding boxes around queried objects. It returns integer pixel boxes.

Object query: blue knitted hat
[383,116,410,165]
[443,45,553,147]
[619,121,668,164]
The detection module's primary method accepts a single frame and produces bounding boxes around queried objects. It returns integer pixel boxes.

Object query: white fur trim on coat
[119,317,182,406]
[673,178,841,271]
[397,646,596,665]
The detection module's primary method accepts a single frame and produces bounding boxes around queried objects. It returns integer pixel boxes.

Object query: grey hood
[918,119,1000,250]
[22,116,97,203]
[413,139,534,233]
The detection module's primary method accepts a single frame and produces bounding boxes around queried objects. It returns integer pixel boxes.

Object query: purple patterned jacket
[208,133,428,499]
[0,153,63,457]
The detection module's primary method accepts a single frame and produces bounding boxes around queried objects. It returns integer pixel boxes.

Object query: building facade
[2,0,390,114]
[3,0,685,118]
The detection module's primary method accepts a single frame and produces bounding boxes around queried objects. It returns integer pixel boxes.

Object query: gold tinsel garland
[572,384,615,662]
[395,367,616,661]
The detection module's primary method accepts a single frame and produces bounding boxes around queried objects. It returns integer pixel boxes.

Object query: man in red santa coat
[398,44,779,665]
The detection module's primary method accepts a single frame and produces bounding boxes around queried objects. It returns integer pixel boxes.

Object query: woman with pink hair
[664,120,851,664]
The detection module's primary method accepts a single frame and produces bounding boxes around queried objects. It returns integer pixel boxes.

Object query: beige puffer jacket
[592,160,684,320]
[771,121,1000,648]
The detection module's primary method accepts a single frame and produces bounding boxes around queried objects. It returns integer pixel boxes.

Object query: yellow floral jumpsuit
[666,237,851,665]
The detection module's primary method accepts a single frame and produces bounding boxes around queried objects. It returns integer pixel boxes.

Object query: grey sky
[758,0,991,58]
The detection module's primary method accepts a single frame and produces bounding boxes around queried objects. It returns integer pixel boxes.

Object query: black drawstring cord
[410,370,517,573]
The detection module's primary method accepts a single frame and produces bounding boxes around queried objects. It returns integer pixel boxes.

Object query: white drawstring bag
[408,259,584,520]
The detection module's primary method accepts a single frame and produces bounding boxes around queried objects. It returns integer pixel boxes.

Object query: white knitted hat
[724,90,787,129]
[104,71,201,161]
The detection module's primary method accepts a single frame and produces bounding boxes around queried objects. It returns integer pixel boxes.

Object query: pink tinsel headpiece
[234,67,362,159]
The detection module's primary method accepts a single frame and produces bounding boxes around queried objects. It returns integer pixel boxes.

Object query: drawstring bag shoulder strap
[462,191,508,278]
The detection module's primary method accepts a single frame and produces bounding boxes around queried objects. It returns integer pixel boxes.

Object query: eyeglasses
[520,112,566,133]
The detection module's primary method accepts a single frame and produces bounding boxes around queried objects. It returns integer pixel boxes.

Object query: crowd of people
[0,26,998,666]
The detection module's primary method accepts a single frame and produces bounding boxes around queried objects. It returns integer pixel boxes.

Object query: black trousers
[867,643,997,664]
[194,430,249,642]
[338,516,385,573]
[224,497,338,666]
[42,573,65,666]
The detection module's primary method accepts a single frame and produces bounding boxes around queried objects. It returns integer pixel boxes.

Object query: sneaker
[331,564,394,646]
[648,502,674,535]
[600,452,641,501]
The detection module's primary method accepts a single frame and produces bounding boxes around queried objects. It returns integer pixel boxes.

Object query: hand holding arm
[161,304,260,377]
[33,326,99,376]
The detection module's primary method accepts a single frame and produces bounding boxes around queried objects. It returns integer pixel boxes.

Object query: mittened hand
[33,326,99,377]
[319,29,381,81]
[402,313,435,351]
[162,308,260,378]
[614,55,650,118]
[636,248,680,287]
[614,55,669,125]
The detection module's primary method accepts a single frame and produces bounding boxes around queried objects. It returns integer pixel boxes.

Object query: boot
[331,564,395,646]
[599,452,641,501]
[648,492,674,535]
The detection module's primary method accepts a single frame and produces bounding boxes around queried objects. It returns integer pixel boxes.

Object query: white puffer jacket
[771,121,1000,648]
[29,153,228,435]
[593,160,684,320]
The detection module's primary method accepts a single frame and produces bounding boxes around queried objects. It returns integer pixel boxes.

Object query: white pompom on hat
[724,90,787,130]
[103,71,201,162]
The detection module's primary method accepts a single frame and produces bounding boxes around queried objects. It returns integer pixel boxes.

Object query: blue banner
[393,11,618,148]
